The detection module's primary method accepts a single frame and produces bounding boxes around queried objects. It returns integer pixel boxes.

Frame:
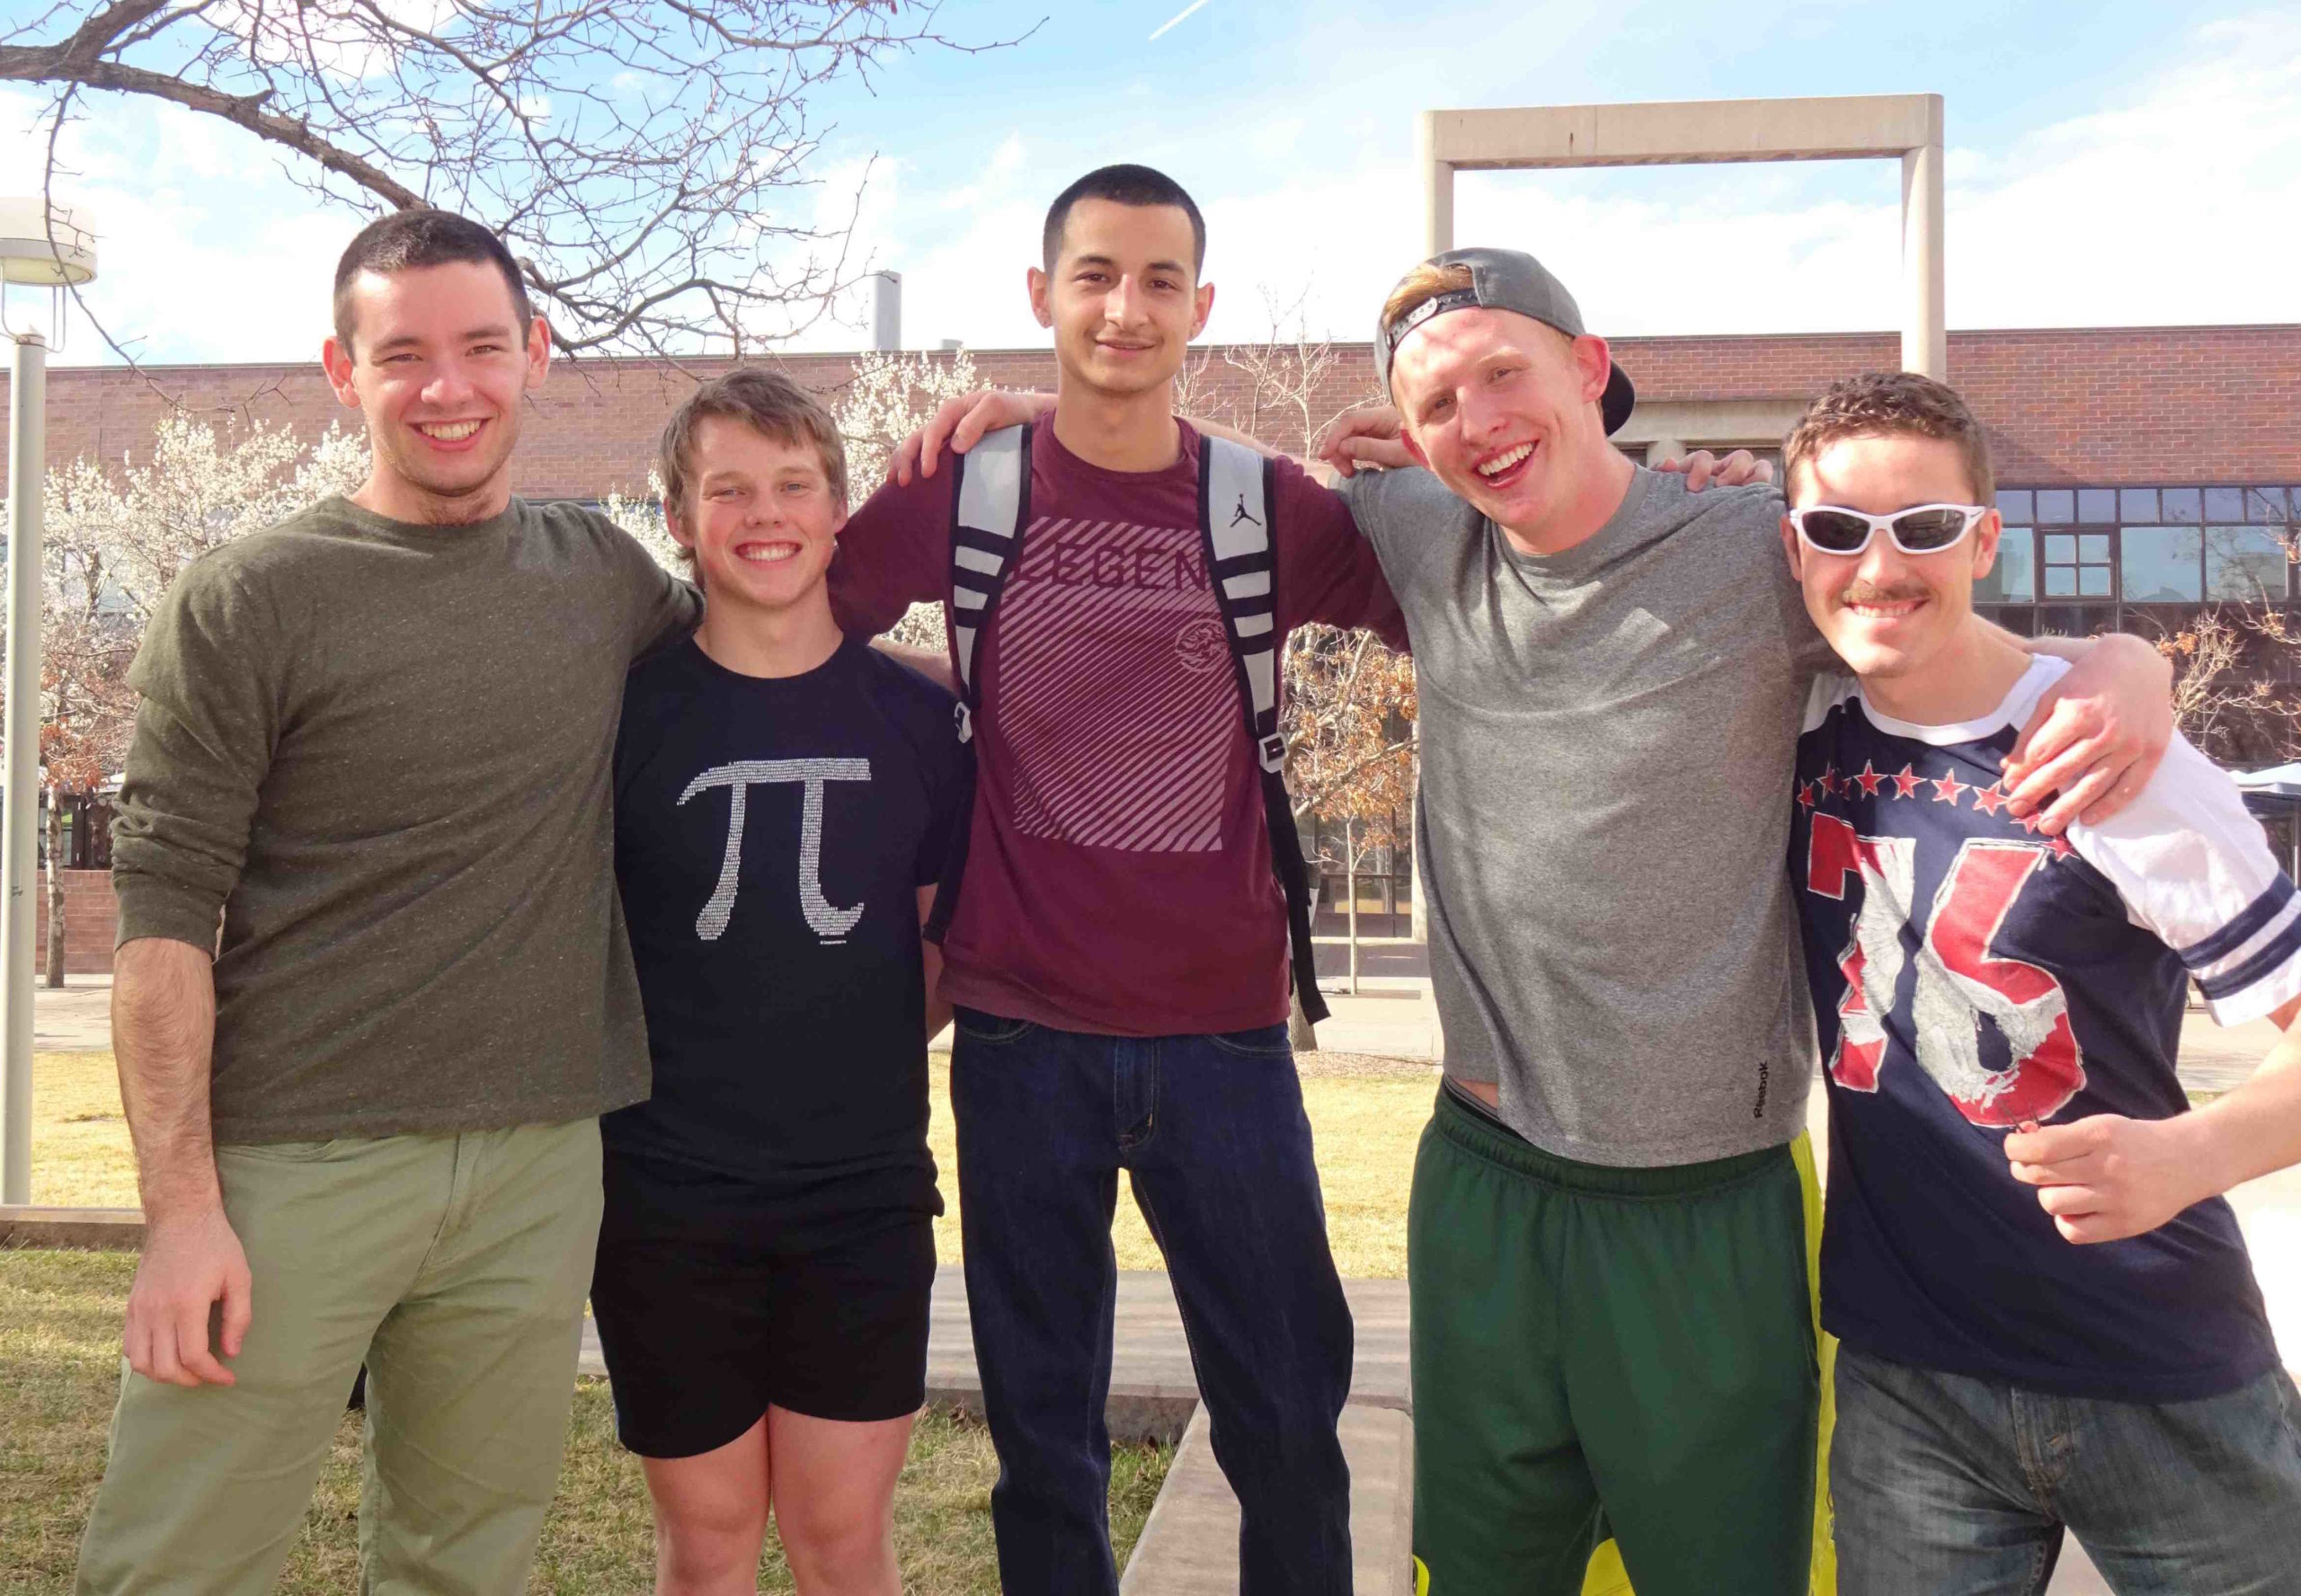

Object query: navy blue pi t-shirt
[1792,660,2293,1402]
[604,636,964,1236]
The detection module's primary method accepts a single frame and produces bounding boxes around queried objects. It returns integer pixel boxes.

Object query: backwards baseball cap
[1374,247,1636,436]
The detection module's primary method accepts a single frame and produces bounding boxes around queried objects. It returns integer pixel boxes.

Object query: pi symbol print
[680,758,872,944]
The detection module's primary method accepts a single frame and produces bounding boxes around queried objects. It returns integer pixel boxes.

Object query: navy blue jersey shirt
[1792,657,2296,1400]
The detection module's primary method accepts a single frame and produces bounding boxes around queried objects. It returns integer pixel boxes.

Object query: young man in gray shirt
[76,210,697,1594]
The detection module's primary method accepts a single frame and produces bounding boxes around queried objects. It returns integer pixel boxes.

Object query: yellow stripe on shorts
[1572,1128,1839,1596]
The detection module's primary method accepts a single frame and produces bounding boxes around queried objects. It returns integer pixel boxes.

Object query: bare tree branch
[4,1,1040,360]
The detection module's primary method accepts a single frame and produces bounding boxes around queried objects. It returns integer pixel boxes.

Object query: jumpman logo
[1230,494,1263,529]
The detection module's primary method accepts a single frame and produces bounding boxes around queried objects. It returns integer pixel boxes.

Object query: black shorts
[589,1167,936,1459]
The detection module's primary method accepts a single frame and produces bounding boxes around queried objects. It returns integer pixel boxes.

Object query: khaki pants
[75,1119,603,1596]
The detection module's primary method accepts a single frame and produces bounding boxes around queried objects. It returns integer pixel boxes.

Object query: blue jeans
[1832,1343,2301,1595]
[948,1009,1355,1596]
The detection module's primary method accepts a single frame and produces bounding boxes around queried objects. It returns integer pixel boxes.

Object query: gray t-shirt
[1344,464,1833,1167]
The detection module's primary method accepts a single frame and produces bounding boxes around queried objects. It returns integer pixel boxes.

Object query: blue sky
[4,0,2295,365]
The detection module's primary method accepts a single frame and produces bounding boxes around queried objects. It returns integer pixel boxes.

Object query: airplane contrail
[1149,0,1214,40]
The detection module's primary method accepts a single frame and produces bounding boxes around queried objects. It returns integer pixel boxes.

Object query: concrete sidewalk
[29,973,112,1052]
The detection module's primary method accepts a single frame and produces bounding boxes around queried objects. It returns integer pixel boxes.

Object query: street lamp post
[0,199,97,1206]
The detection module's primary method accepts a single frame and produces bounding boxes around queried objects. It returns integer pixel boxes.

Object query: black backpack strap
[1197,435,1328,1025]
[925,424,1031,943]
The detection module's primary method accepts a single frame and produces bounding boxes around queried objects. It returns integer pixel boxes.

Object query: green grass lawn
[0,1247,1169,1594]
[14,1047,1429,1590]
[33,1048,1433,1278]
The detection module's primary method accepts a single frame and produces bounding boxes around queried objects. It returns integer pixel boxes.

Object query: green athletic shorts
[1408,1085,1831,1596]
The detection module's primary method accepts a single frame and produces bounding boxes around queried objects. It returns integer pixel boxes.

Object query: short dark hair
[333,208,535,354]
[1042,164,1205,274]
[1783,370,1995,506]
[655,368,848,566]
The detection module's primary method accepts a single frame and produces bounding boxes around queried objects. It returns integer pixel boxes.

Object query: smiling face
[322,260,547,524]
[1782,431,2002,687]
[1388,306,1618,545]
[669,416,846,616]
[1029,197,1213,400]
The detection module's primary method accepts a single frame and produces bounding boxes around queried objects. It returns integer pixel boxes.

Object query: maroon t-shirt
[831,421,1405,1036]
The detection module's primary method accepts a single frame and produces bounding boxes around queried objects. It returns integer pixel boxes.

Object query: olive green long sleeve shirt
[111,495,699,1143]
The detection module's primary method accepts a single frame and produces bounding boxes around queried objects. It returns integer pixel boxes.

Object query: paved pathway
[580,1267,1410,1438]
[30,974,112,1052]
[44,971,2297,1592]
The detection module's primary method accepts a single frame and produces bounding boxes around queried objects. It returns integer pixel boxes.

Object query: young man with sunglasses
[1781,371,2301,1593]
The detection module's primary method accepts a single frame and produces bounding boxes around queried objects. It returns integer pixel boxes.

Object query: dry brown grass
[36,1049,1434,1278]
[920,1050,1430,1279]
[0,1247,1168,1594]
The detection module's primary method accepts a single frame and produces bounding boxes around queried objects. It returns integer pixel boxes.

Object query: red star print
[1970,783,2010,818]
[2049,836,2077,861]
[1819,766,1842,797]
[1854,761,1885,797]
[1889,764,1923,799]
[1930,771,1969,805]
[2015,811,2044,836]
[1797,781,1817,810]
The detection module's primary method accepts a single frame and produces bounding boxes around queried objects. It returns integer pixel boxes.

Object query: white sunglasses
[1790,503,1987,556]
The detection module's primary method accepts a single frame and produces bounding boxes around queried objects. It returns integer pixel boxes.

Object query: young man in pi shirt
[593,369,966,1595]
[1781,370,2301,1594]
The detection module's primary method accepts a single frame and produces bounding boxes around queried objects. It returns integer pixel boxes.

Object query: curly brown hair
[1782,371,1994,506]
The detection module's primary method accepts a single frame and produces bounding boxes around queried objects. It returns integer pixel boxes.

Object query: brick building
[6,324,2299,959]
[16,321,2299,657]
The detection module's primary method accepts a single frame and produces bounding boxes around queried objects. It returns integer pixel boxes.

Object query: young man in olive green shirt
[74,209,697,1595]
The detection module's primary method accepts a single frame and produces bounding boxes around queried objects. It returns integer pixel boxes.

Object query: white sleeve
[2068,732,2301,1025]
[1801,671,1858,733]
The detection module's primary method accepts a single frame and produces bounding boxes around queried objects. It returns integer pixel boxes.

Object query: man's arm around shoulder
[114,935,250,1388]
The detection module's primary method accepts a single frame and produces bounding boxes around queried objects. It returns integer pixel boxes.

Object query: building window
[2043,532,2112,597]
[2206,526,2291,601]
[1979,528,2036,602]
[2119,527,2203,603]
[1981,485,2296,634]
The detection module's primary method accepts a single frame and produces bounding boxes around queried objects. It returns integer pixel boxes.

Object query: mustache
[1836,582,1932,606]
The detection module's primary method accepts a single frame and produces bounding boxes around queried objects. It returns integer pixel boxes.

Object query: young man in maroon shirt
[828,164,1399,1596]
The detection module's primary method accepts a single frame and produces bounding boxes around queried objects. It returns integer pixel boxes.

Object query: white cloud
[13,5,2297,368]
[1948,9,2301,326]
[843,5,2301,350]
[1387,7,2301,338]
[0,89,345,367]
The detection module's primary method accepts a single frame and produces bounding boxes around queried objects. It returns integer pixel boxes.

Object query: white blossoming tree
[11,417,369,982]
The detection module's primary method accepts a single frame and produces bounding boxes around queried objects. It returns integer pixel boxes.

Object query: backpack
[926,423,1329,1025]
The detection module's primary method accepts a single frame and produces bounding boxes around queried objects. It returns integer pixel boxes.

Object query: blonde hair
[1380,262,1474,341]
[658,368,848,531]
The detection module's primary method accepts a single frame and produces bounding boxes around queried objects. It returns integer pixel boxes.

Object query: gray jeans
[1831,1343,2301,1595]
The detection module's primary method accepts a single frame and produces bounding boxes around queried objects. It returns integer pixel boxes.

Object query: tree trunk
[44,786,66,989]
[1289,989,1319,1053]
[1345,818,1360,996]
